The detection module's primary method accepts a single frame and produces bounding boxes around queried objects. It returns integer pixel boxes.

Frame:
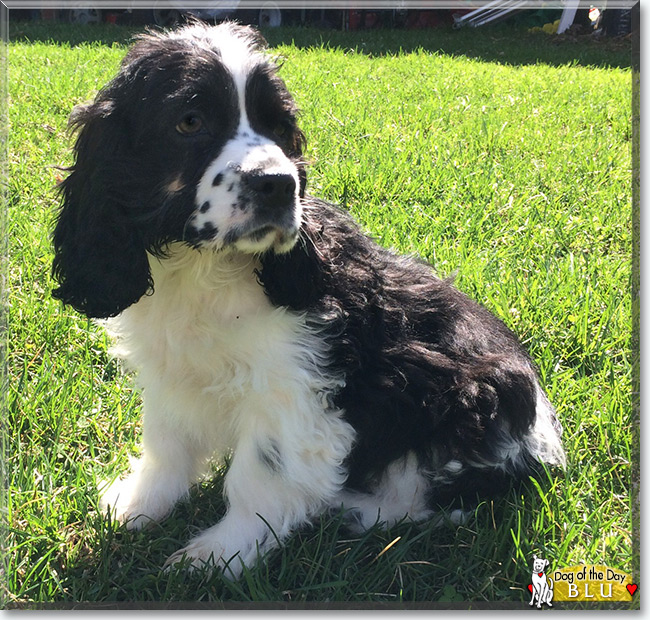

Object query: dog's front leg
[99,394,210,530]
[165,401,354,578]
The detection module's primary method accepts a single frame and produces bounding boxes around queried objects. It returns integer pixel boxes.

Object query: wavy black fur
[260,200,561,502]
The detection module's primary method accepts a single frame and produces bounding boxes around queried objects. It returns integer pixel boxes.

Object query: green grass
[4,21,635,607]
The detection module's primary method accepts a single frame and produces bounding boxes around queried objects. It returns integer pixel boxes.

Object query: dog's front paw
[164,536,245,579]
[99,474,158,530]
[99,464,188,531]
[165,543,232,573]
[163,519,271,579]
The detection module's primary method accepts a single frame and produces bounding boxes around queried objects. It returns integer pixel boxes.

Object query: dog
[52,22,565,577]
[530,555,554,607]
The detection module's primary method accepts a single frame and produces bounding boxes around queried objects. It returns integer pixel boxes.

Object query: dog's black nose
[246,173,296,210]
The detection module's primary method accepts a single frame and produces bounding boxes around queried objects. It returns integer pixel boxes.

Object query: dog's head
[532,555,550,573]
[52,22,306,318]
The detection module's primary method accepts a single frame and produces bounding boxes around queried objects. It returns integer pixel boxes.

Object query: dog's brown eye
[273,124,287,137]
[176,113,203,135]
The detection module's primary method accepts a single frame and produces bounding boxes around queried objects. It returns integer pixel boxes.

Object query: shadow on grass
[4,474,562,606]
[6,461,633,608]
[9,19,631,70]
[265,25,632,70]
[9,20,143,47]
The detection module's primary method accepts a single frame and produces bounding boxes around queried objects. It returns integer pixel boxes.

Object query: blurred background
[9,2,634,37]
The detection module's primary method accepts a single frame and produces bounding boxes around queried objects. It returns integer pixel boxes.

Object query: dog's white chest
[104,246,342,452]
[109,252,288,396]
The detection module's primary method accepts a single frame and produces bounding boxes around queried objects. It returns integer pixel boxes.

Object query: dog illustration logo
[529,554,554,608]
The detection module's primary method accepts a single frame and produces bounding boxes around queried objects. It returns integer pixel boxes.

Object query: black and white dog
[52,23,565,576]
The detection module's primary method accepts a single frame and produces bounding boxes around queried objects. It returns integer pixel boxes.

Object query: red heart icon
[527,584,533,593]
[538,572,543,577]
[627,584,638,596]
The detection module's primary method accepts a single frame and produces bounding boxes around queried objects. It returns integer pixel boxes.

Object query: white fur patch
[192,137,301,252]
[526,387,566,468]
[332,452,435,532]
[167,22,301,254]
[102,245,354,576]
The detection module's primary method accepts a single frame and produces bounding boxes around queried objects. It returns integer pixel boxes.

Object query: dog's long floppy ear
[257,201,330,311]
[289,126,307,198]
[52,101,153,319]
[296,151,307,199]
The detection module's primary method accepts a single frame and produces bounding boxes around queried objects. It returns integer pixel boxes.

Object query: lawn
[4,20,635,608]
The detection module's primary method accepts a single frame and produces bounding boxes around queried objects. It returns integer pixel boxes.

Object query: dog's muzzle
[243,172,297,212]
[188,137,302,253]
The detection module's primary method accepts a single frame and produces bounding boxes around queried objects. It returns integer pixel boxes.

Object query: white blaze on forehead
[169,23,302,252]
[212,34,258,132]
[171,22,264,132]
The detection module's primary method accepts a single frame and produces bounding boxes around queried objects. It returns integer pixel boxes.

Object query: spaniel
[52,22,565,577]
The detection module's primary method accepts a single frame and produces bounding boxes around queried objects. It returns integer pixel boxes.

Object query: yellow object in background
[529,19,561,35]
